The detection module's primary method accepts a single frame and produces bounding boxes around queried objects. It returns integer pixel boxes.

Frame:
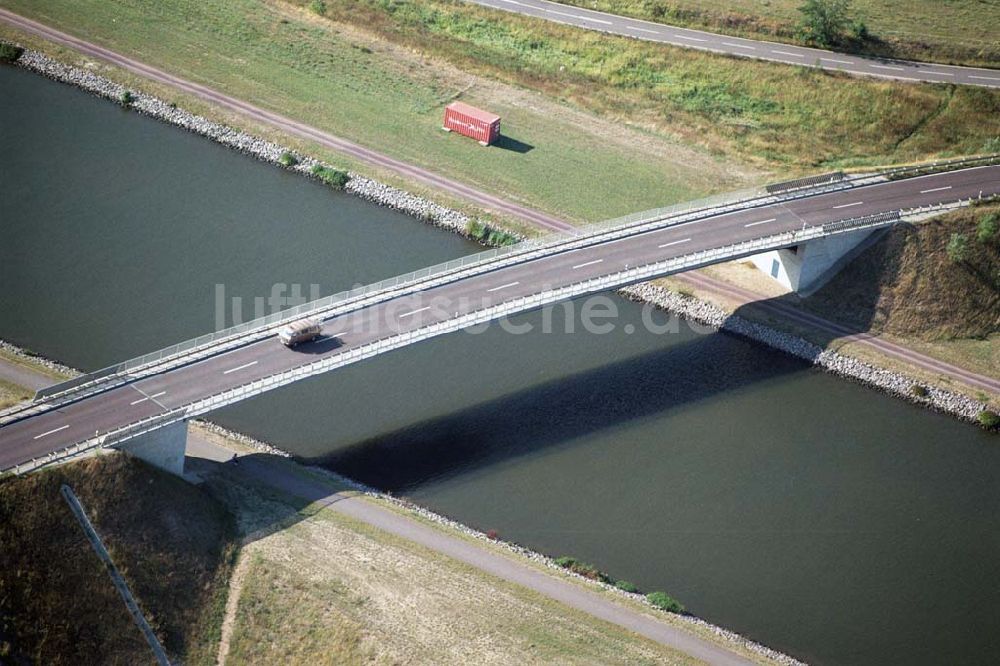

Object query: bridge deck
[2,165,998,471]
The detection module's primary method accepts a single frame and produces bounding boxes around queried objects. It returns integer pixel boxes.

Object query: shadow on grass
[493,134,534,154]
[187,452,358,547]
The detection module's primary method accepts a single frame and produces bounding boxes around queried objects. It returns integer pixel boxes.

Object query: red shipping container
[443,101,501,146]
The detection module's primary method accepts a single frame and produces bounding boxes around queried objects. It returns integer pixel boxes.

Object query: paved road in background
[467,0,1000,88]
[3,166,998,471]
[0,8,576,233]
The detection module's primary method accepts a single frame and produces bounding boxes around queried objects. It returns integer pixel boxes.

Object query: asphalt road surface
[3,165,998,471]
[466,0,1000,88]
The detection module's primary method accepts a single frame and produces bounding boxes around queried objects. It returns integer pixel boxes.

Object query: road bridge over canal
[2,158,998,474]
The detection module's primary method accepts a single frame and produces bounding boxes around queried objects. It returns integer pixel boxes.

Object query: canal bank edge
[11,49,483,240]
[2,45,995,428]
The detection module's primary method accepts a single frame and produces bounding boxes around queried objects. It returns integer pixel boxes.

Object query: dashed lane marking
[487,281,520,292]
[223,361,258,375]
[33,424,69,440]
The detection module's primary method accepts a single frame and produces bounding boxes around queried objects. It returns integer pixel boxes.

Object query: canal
[2,65,998,665]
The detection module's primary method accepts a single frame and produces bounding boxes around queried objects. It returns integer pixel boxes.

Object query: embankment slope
[0,455,237,665]
[804,205,1000,342]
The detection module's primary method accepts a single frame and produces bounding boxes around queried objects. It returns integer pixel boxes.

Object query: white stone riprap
[620,283,989,421]
[0,339,78,378]
[14,49,475,237]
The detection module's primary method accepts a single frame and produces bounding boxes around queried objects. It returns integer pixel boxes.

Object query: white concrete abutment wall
[749,227,885,295]
[112,420,187,476]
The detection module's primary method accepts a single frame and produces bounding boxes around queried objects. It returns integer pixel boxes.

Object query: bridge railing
[7,199,965,474]
[16,154,998,417]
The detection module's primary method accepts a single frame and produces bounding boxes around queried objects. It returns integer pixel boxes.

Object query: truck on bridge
[278,318,323,347]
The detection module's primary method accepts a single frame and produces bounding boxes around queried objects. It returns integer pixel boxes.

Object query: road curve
[0,8,576,233]
[465,0,1000,88]
[3,166,998,472]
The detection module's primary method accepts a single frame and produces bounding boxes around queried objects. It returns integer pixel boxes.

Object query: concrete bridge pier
[112,420,187,476]
[748,227,886,295]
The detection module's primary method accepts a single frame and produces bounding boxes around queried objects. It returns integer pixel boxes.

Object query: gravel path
[228,453,757,666]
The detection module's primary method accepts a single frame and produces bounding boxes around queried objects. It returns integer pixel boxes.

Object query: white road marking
[223,360,258,375]
[675,34,707,42]
[832,201,864,209]
[920,186,952,194]
[722,42,755,50]
[821,57,852,64]
[871,64,905,71]
[772,50,802,57]
[659,238,692,248]
[629,26,660,35]
[544,8,611,24]
[924,71,954,77]
[398,306,430,319]
[970,75,1000,81]
[744,217,777,228]
[572,259,604,270]
[33,424,69,440]
[130,391,166,405]
[487,281,520,292]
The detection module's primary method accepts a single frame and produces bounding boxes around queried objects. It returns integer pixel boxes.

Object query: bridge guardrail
[765,171,846,194]
[15,155,998,420]
[7,199,965,475]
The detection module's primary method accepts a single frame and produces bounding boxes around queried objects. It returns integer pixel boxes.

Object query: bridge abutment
[749,227,886,295]
[113,420,187,476]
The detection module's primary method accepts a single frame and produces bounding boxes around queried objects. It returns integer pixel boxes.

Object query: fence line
[60,484,171,666]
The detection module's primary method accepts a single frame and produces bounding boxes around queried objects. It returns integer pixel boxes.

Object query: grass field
[225,510,703,665]
[0,455,237,665]
[3,0,998,227]
[212,462,782,665]
[304,1,1000,166]
[0,378,30,409]
[554,0,1000,67]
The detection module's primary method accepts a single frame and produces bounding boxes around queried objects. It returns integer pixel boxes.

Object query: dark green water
[2,65,999,665]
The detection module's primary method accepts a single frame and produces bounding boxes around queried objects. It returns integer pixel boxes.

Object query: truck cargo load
[443,102,501,146]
